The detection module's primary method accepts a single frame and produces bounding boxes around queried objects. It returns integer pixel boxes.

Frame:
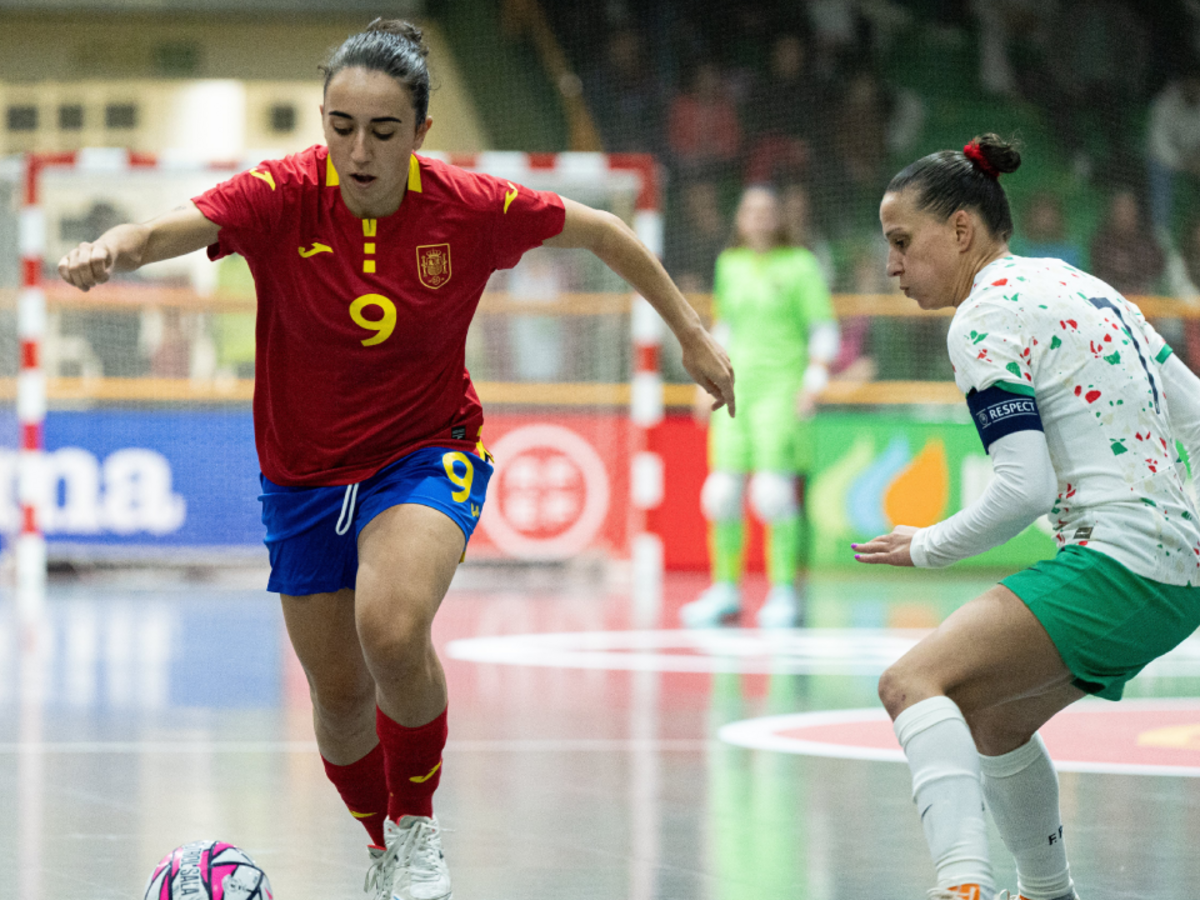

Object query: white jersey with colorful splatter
[950,255,1200,585]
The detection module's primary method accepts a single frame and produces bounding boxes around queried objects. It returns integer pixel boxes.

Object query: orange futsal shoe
[927,886,984,900]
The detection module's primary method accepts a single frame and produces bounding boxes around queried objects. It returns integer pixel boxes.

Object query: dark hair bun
[972,133,1021,176]
[365,17,429,58]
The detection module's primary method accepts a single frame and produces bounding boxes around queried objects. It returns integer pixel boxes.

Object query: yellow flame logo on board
[1136,724,1200,750]
[883,439,949,528]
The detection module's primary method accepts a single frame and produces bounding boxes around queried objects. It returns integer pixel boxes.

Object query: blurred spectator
[807,0,862,65]
[148,308,191,378]
[1166,216,1200,303]
[665,178,728,293]
[667,60,742,176]
[972,0,1058,98]
[1089,188,1165,296]
[743,33,826,185]
[1036,0,1150,182]
[1147,67,1200,236]
[827,70,891,228]
[1163,214,1200,368]
[584,27,667,155]
[1013,191,1083,268]
[805,0,910,76]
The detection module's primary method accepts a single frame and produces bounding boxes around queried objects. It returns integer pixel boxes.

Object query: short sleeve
[948,297,1035,397]
[490,180,566,270]
[192,162,286,261]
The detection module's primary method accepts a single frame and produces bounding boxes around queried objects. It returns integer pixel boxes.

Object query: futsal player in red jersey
[58,19,734,900]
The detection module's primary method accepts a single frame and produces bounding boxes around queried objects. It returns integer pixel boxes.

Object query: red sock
[321,743,389,847]
[376,705,448,821]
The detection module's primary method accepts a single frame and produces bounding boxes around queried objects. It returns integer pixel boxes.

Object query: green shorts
[1002,545,1200,701]
[709,384,812,473]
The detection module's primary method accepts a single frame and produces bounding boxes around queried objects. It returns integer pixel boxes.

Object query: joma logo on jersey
[299,242,333,258]
[416,243,451,289]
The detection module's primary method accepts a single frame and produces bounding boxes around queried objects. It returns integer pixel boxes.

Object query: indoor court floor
[2,563,1199,900]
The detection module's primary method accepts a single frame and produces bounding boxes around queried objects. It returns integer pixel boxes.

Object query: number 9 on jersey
[442,451,475,502]
[350,293,397,346]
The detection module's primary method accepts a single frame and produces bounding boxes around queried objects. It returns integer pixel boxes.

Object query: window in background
[7,105,38,131]
[269,103,296,134]
[106,103,137,129]
[59,104,84,130]
[154,42,201,77]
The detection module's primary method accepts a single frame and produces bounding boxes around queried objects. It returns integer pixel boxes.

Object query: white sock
[980,734,1074,900]
[894,696,994,895]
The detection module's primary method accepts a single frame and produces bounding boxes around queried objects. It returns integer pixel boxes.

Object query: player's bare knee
[358,605,434,668]
[748,471,798,522]
[701,471,743,522]
[877,665,910,719]
[878,662,943,720]
[308,672,374,728]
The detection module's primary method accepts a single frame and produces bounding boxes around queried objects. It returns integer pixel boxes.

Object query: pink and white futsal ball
[144,839,274,900]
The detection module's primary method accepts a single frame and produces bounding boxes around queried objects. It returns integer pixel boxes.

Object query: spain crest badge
[416,243,452,289]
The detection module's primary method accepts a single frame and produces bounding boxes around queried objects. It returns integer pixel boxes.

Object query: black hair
[321,18,431,124]
[886,133,1021,241]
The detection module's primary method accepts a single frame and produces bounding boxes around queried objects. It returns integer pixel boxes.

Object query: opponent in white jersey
[857,133,1200,900]
[936,254,1200,584]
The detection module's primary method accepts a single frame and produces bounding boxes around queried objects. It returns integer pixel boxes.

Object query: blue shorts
[260,446,493,596]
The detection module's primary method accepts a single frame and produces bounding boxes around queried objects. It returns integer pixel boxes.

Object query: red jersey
[193,146,565,486]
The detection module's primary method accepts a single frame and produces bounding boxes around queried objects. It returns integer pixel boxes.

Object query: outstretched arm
[58,203,221,292]
[543,197,735,415]
[853,430,1057,567]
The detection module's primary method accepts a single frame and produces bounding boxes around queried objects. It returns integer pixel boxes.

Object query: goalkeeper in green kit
[681,185,839,628]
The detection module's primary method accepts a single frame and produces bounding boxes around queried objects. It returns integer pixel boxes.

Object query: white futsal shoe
[679,582,741,627]
[756,584,802,628]
[364,844,396,900]
[365,815,452,900]
[926,886,986,900]
[996,892,1080,900]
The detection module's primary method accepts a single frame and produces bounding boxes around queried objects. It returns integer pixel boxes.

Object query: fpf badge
[416,243,452,289]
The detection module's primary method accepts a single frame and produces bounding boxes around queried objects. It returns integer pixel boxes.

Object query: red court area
[768,702,1200,775]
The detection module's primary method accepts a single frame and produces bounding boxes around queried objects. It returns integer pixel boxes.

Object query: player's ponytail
[886,133,1021,241]
[321,18,432,123]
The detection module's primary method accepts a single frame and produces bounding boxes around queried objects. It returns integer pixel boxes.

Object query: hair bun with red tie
[962,133,1021,180]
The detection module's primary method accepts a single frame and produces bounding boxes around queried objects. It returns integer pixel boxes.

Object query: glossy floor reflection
[1,566,1198,900]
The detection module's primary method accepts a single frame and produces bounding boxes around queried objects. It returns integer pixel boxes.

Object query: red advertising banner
[471,413,631,561]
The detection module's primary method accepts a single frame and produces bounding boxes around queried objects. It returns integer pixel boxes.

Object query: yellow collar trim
[327,153,420,193]
[408,154,422,193]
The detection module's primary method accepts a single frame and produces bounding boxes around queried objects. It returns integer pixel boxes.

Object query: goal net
[14,149,658,573]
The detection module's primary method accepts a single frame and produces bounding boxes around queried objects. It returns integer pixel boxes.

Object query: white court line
[447,628,1200,676]
[0,738,709,755]
[719,700,1200,778]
